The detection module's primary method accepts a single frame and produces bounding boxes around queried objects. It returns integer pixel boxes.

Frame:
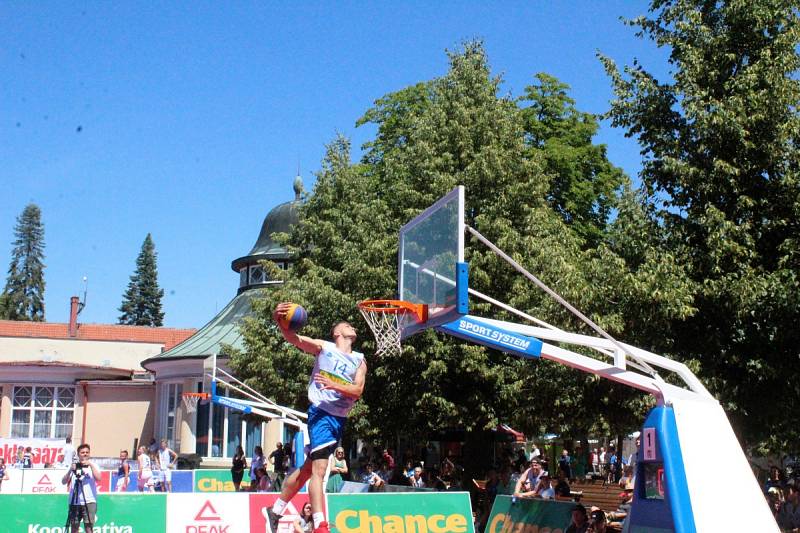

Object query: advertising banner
[250,493,311,533]
[21,468,69,494]
[194,468,240,492]
[0,437,66,466]
[328,492,474,533]
[0,493,167,532]
[167,493,250,533]
[485,495,573,533]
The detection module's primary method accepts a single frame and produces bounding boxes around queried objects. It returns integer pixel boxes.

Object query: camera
[73,461,87,480]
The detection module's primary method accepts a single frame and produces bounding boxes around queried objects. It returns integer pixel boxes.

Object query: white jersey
[140,454,151,470]
[308,341,364,417]
[158,448,173,470]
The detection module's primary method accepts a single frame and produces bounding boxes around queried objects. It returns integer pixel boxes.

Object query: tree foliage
[2,204,46,321]
[118,233,165,327]
[232,42,697,451]
[520,73,627,247]
[601,0,800,452]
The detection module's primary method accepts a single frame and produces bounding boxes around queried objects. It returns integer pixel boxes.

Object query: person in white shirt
[410,466,426,488]
[158,439,178,492]
[61,443,101,533]
[62,436,76,467]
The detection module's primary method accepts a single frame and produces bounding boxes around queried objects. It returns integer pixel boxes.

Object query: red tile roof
[0,320,196,350]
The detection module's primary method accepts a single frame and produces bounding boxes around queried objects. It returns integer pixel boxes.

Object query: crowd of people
[764,465,800,532]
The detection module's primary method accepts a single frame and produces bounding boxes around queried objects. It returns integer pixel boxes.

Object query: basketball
[279,303,308,331]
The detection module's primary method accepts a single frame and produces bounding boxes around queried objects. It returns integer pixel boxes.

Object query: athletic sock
[273,498,288,515]
[313,512,326,529]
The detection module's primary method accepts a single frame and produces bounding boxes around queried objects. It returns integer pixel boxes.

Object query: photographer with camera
[61,443,101,533]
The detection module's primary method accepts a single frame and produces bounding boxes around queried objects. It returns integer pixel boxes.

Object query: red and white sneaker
[313,521,331,533]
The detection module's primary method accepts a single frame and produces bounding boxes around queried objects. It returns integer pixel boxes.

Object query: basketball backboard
[398,185,468,338]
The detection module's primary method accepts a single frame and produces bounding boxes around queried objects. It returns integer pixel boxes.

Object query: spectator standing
[382,449,395,470]
[22,447,33,468]
[559,449,573,480]
[62,436,76,467]
[269,442,287,490]
[136,446,154,492]
[410,466,426,488]
[425,443,439,469]
[598,447,607,477]
[627,438,640,475]
[326,447,348,493]
[565,504,589,533]
[514,449,528,471]
[158,439,178,492]
[231,445,247,492]
[14,447,24,468]
[250,446,266,491]
[0,458,9,491]
[530,444,541,460]
[590,448,599,475]
[148,438,158,454]
[114,450,130,492]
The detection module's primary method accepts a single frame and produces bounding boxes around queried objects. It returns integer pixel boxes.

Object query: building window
[240,267,248,288]
[160,383,182,448]
[11,386,74,439]
[195,382,265,459]
[249,265,265,284]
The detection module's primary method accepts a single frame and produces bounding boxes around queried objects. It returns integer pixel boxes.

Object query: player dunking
[266,302,367,533]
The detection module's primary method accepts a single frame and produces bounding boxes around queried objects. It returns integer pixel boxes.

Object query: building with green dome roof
[143,177,303,462]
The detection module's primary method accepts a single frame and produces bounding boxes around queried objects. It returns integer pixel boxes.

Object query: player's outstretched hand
[273,302,293,328]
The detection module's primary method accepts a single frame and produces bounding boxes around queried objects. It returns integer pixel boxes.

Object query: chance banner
[0,493,167,532]
[485,495,573,533]
[328,492,474,533]
[194,468,240,492]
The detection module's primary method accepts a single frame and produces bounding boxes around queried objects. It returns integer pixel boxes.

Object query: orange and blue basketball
[279,303,308,331]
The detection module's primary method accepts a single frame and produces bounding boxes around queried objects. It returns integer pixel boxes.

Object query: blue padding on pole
[656,406,696,533]
[456,262,469,315]
[294,431,305,469]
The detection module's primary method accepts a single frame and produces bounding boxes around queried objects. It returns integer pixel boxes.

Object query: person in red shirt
[382,449,395,470]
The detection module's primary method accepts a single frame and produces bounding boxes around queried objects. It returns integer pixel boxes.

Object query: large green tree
[118,233,165,326]
[519,73,627,247]
[2,204,46,321]
[601,0,800,452]
[232,43,694,460]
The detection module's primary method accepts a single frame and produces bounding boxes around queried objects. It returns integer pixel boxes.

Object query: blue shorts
[308,404,346,454]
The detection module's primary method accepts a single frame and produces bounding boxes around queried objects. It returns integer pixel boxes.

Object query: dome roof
[231,176,303,272]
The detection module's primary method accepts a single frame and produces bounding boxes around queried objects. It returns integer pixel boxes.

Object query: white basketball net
[182,394,203,414]
[359,305,411,357]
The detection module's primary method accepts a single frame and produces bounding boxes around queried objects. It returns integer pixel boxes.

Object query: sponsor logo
[488,513,563,533]
[184,500,231,532]
[27,523,132,533]
[197,477,237,492]
[215,396,251,413]
[457,320,532,351]
[335,510,468,533]
[32,474,56,493]
[0,442,64,466]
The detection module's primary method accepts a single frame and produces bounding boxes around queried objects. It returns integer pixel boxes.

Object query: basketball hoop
[358,300,428,357]
[181,392,209,414]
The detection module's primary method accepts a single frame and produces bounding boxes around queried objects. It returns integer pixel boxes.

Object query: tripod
[64,466,93,533]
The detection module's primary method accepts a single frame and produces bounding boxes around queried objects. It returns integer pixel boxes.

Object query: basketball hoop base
[358,300,428,357]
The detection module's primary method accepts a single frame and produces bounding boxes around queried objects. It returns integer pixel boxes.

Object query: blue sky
[1,2,669,328]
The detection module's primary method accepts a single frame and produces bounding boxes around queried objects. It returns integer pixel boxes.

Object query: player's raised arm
[273,302,324,355]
